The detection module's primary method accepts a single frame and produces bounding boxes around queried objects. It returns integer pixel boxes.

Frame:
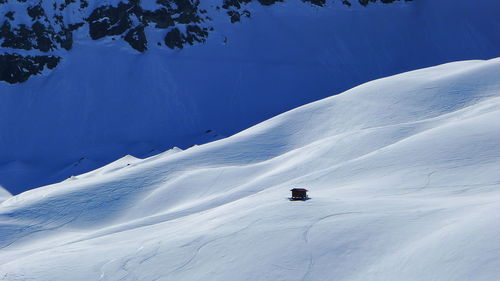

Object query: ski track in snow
[300,212,360,281]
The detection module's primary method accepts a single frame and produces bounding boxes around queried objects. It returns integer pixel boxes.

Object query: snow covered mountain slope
[1,0,500,194]
[0,187,9,202]
[1,58,499,280]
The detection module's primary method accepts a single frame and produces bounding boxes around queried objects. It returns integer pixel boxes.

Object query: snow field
[0,58,500,280]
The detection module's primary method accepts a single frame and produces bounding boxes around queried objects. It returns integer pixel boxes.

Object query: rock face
[0,0,410,84]
[0,53,60,83]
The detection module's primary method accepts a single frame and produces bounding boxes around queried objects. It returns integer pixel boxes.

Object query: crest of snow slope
[1,0,500,194]
[1,58,500,280]
[0,187,10,203]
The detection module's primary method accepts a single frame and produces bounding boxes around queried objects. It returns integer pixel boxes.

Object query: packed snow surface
[1,58,500,280]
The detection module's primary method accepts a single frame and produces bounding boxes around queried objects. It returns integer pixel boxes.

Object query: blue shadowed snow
[0,0,499,194]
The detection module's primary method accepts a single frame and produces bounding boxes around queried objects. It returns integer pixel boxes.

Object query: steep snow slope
[1,0,500,194]
[1,58,499,280]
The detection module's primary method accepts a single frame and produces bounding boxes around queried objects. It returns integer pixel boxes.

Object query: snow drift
[1,0,499,194]
[0,58,499,280]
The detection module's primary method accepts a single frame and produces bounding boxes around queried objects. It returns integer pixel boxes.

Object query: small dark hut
[290,188,308,201]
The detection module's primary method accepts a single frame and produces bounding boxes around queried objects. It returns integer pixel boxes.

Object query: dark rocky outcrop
[87,3,134,40]
[303,0,327,6]
[164,25,209,49]
[359,0,412,6]
[85,0,208,52]
[0,53,60,84]
[4,11,15,20]
[124,25,148,52]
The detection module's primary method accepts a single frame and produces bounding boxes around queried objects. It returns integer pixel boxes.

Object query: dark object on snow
[290,188,308,201]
